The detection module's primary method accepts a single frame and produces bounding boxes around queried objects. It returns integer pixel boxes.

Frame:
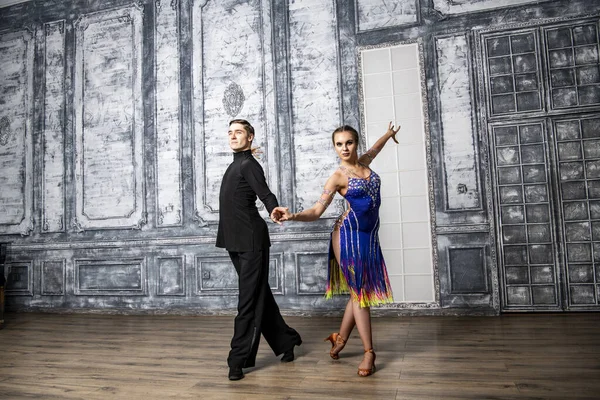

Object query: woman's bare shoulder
[327,167,346,186]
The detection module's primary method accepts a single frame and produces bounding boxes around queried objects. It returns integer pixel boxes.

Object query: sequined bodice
[344,170,381,215]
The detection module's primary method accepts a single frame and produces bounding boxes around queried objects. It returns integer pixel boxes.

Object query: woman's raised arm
[358,121,401,166]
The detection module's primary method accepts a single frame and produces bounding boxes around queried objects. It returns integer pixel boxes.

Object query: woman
[271,122,400,376]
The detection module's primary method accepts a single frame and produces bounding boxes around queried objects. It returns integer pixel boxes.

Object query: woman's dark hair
[229,119,255,137]
[331,125,359,145]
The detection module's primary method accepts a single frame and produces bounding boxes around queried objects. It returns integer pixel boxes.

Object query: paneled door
[489,121,562,310]
[480,18,600,311]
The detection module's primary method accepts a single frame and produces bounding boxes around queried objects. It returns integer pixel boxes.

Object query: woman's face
[333,131,358,162]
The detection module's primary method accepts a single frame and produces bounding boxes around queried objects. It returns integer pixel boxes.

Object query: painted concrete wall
[1,0,599,314]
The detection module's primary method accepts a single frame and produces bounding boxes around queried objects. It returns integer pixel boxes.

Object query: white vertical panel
[192,0,276,224]
[288,0,341,216]
[432,0,553,15]
[42,21,66,232]
[355,0,419,32]
[0,29,34,235]
[155,0,182,226]
[435,34,481,210]
[360,42,434,302]
[73,5,145,230]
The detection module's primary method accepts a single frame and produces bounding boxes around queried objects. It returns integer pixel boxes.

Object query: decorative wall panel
[490,121,560,309]
[288,0,343,217]
[197,257,236,294]
[544,21,600,110]
[268,254,284,295]
[75,258,145,295]
[437,233,495,308]
[42,260,65,295]
[553,115,600,307]
[435,34,482,210]
[155,0,182,227]
[42,21,66,233]
[295,252,328,295]
[196,253,283,295]
[157,256,185,296]
[448,247,487,293]
[0,29,34,235]
[73,5,146,230]
[192,0,277,225]
[433,0,554,15]
[482,29,543,116]
[355,0,419,32]
[5,261,33,296]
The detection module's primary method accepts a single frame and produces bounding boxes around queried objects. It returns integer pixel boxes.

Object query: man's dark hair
[229,119,255,137]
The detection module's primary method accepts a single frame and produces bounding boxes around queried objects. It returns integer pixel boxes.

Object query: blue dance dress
[326,166,394,307]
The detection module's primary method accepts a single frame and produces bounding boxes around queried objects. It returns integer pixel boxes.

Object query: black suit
[217,149,301,369]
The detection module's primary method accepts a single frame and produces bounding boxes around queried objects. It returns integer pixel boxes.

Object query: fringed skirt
[325,211,393,308]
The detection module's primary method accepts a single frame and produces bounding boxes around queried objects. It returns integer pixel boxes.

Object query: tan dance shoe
[324,332,346,360]
[357,349,376,377]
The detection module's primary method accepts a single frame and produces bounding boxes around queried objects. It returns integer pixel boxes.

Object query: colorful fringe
[325,233,394,308]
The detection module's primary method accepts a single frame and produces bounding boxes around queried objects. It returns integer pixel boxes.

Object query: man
[216,119,302,381]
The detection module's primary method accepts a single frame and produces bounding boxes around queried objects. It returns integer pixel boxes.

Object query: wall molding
[0,0,30,8]
[74,258,146,296]
[10,232,331,251]
[433,0,554,15]
[156,256,185,296]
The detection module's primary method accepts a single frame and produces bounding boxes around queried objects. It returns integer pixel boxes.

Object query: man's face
[228,123,253,152]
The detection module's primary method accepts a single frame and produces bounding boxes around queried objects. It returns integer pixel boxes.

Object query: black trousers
[227,248,301,368]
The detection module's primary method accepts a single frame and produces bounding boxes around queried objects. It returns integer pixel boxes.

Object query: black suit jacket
[216,150,278,252]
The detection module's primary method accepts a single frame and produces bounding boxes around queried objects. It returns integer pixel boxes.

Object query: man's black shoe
[228,366,244,381]
[281,335,302,362]
[281,348,294,362]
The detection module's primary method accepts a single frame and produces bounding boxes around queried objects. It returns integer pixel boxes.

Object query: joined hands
[270,206,292,225]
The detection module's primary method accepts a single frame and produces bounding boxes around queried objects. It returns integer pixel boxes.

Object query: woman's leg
[353,302,375,372]
[353,302,373,351]
[331,228,355,340]
[339,300,355,340]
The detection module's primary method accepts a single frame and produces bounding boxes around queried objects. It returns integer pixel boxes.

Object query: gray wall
[1,0,599,314]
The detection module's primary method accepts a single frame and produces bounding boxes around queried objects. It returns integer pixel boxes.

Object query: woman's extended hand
[387,121,401,144]
[270,206,293,224]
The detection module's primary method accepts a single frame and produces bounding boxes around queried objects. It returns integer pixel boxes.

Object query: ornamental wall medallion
[222,82,245,117]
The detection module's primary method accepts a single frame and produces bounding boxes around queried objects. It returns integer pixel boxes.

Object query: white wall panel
[360,42,435,302]
[356,0,419,32]
[433,0,553,15]
[435,34,482,210]
[73,5,146,230]
[0,29,34,235]
[42,21,66,232]
[155,0,182,227]
[288,0,342,217]
[192,0,277,225]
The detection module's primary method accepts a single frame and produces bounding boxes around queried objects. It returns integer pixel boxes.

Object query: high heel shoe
[357,349,376,377]
[324,332,346,360]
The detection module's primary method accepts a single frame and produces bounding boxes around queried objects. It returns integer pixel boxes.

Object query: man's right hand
[271,207,291,224]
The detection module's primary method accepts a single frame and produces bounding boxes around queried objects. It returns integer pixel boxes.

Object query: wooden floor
[0,313,599,400]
